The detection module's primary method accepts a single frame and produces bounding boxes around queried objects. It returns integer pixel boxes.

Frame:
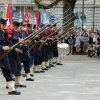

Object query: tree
[33,0,77,30]
[63,0,77,31]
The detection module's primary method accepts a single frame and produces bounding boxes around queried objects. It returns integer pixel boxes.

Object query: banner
[2,7,6,18]
[6,4,12,26]
[18,10,23,23]
[39,9,44,26]
[35,10,40,29]
[24,8,29,25]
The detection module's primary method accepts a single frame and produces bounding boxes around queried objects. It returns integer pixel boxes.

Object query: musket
[0,9,73,60]
[46,16,74,39]
[14,10,74,50]
[53,24,75,39]
[20,8,72,42]
[52,24,82,44]
[38,18,75,51]
[49,26,75,44]
[39,14,75,42]
[29,44,35,51]
[29,21,74,51]
[36,8,71,31]
[28,20,74,52]
[24,11,74,43]
[49,8,71,25]
[22,10,75,48]
[16,12,74,49]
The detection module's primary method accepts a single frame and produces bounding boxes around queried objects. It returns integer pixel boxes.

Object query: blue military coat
[18,31,31,62]
[7,30,22,71]
[0,30,18,68]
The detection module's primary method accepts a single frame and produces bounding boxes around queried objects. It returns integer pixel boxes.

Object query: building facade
[0,0,99,29]
[75,0,100,29]
[0,0,63,27]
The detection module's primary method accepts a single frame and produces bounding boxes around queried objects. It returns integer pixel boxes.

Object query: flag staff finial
[8,0,10,4]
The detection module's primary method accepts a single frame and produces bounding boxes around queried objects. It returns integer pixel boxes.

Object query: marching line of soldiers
[0,18,63,95]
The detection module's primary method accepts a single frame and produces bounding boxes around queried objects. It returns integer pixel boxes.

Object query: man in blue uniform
[33,36,45,73]
[0,18,21,95]
[52,24,63,65]
[17,23,34,81]
[25,24,34,76]
[43,25,55,68]
[7,21,27,87]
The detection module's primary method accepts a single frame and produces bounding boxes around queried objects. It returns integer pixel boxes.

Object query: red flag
[6,4,12,26]
[24,8,29,25]
[35,10,40,29]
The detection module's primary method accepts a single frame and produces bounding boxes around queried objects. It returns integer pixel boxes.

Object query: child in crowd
[88,44,95,57]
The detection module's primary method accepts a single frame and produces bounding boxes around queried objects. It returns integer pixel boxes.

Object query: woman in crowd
[67,34,74,55]
[97,34,100,45]
[64,31,70,55]
[93,31,98,50]
[75,33,81,54]
[83,33,89,54]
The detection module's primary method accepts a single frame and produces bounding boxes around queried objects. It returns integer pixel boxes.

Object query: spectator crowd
[64,26,100,57]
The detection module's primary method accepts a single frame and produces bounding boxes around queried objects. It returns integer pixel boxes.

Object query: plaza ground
[0,54,100,100]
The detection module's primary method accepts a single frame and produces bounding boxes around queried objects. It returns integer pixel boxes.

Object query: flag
[18,10,23,23]
[6,4,12,26]
[24,8,29,25]
[43,12,46,24]
[39,9,44,26]
[35,10,40,29]
[11,7,14,22]
[2,7,6,18]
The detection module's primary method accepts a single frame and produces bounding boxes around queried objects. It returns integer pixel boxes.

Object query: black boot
[39,70,45,73]
[30,74,34,77]
[6,86,17,89]
[53,62,56,64]
[34,71,40,73]
[56,63,63,65]
[50,64,56,67]
[42,68,49,70]
[46,66,51,68]
[26,78,34,81]
[8,90,21,95]
[15,84,27,88]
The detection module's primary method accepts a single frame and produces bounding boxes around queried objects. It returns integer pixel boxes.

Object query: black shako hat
[33,24,36,29]
[27,24,32,27]
[53,24,56,27]
[12,21,20,27]
[0,18,8,25]
[40,24,44,28]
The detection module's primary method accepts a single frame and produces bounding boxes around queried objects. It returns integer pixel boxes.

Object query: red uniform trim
[7,34,12,39]
[26,30,29,35]
[6,29,13,35]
